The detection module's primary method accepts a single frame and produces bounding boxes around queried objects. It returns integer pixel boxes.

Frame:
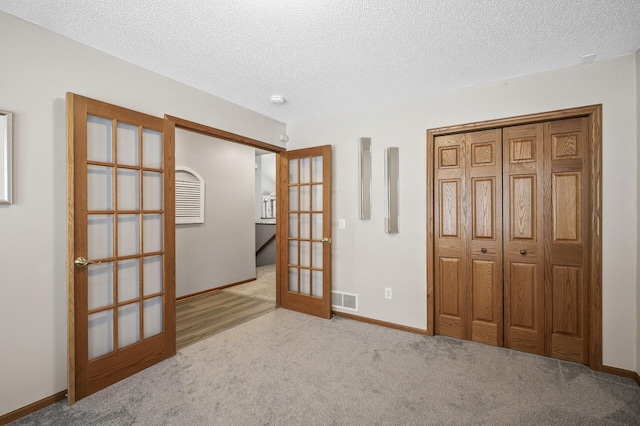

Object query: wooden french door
[434,129,503,346]
[67,93,175,404]
[277,145,332,319]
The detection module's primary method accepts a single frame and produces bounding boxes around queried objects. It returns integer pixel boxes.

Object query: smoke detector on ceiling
[270,95,286,105]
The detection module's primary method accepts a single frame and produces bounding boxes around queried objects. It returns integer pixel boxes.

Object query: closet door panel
[468,130,503,346]
[503,124,545,355]
[434,135,467,339]
[545,118,589,364]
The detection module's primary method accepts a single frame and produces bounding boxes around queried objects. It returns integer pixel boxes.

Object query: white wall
[636,49,640,376]
[0,12,285,417]
[175,130,256,298]
[287,54,639,371]
[254,154,276,222]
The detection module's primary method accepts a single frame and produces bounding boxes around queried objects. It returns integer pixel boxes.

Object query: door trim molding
[164,115,285,306]
[426,104,602,371]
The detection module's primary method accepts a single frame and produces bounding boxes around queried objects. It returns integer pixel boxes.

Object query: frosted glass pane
[143,255,163,295]
[88,214,114,260]
[118,302,140,349]
[288,267,298,292]
[288,241,298,265]
[300,185,310,211]
[144,296,163,338]
[288,186,298,211]
[143,129,162,169]
[288,159,298,184]
[143,172,162,211]
[118,259,140,302]
[87,115,112,163]
[300,157,311,183]
[117,122,139,166]
[300,269,311,295]
[87,166,113,211]
[117,169,139,211]
[312,242,323,268]
[300,241,310,267]
[88,262,113,310]
[312,155,323,182]
[312,213,323,240]
[288,214,298,238]
[300,213,310,239]
[118,214,140,256]
[312,184,323,211]
[312,270,323,297]
[88,309,113,360]
[143,214,163,253]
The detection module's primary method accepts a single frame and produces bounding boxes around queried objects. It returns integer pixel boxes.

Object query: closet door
[434,134,468,339]
[434,129,502,345]
[503,124,545,355]
[467,130,503,346]
[544,117,589,363]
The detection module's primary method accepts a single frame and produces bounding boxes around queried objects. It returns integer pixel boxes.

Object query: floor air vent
[331,291,358,312]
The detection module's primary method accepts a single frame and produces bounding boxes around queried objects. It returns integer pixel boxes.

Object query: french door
[277,146,332,319]
[67,93,175,404]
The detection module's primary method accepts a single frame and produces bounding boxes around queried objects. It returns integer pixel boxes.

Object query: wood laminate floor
[176,290,276,351]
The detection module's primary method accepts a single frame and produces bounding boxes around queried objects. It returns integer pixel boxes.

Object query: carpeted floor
[11,309,640,425]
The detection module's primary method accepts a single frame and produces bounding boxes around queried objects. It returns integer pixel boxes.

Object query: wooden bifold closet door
[434,129,503,346]
[434,116,590,364]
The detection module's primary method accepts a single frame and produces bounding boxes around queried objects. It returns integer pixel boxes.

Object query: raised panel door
[434,134,467,339]
[503,124,545,355]
[467,130,502,346]
[544,117,589,363]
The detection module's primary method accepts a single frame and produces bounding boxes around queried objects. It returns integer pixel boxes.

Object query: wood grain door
[503,124,545,355]
[277,145,332,319]
[434,130,502,345]
[544,117,589,363]
[467,130,503,346]
[67,93,175,404]
[434,133,468,339]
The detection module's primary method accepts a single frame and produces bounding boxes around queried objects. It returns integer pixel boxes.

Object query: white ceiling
[1,1,639,123]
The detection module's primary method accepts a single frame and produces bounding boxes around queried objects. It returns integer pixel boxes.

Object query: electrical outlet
[384,287,392,300]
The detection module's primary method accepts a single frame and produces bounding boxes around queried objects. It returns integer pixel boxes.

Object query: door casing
[426,104,602,371]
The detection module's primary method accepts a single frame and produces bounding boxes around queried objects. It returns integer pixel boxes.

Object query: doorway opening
[165,116,285,350]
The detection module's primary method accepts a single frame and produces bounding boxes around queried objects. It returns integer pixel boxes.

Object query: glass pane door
[86,115,165,359]
[280,145,332,319]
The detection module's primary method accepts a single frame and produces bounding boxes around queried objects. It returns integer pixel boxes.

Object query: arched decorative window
[175,166,204,224]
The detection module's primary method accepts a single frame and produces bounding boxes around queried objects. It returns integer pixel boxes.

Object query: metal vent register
[331,291,358,311]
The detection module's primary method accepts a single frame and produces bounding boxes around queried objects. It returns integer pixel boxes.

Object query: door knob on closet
[481,248,487,253]
[520,249,527,255]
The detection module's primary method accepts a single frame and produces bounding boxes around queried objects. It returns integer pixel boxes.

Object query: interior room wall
[175,130,255,298]
[254,154,276,222]
[287,53,639,372]
[0,11,285,417]
[636,48,640,376]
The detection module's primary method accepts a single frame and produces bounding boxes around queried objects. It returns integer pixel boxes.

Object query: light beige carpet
[222,263,276,302]
[12,309,640,425]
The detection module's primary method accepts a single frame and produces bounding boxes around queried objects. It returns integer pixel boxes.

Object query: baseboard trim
[176,277,256,301]
[601,365,640,386]
[0,390,66,425]
[333,311,429,335]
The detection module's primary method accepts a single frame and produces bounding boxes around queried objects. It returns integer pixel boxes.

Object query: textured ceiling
[1,1,639,123]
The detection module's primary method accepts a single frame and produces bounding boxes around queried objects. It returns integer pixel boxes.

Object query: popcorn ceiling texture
[0,0,638,123]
